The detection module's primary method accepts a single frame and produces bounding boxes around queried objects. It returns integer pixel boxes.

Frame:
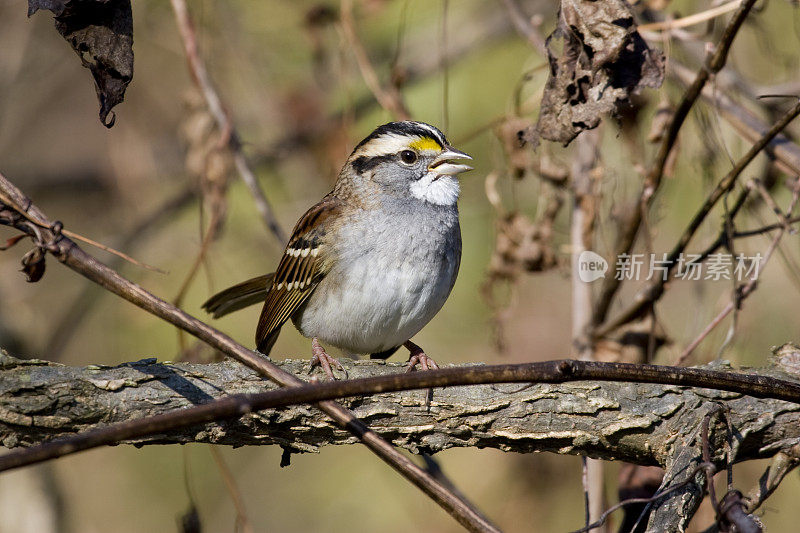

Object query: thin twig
[699,408,760,532]
[209,447,256,533]
[639,0,743,33]
[582,457,590,529]
[570,462,716,533]
[688,186,751,264]
[677,308,737,365]
[173,204,224,309]
[743,443,800,513]
[734,215,800,238]
[677,172,800,363]
[339,0,411,120]
[702,407,722,519]
[0,171,498,533]
[60,229,166,273]
[0,189,164,273]
[592,0,759,329]
[596,97,800,339]
[169,0,286,244]
[669,60,800,177]
[501,0,547,56]
[748,178,793,233]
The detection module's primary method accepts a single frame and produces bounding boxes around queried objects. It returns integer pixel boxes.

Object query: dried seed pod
[178,90,233,237]
[486,213,552,282]
[496,117,535,179]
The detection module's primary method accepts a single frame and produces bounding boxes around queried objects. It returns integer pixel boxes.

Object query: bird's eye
[399,150,418,165]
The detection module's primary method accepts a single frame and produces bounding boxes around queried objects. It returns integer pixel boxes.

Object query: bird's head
[343,121,473,206]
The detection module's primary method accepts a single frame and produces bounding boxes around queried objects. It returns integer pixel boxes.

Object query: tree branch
[5,353,800,530]
[3,353,800,463]
[669,60,800,177]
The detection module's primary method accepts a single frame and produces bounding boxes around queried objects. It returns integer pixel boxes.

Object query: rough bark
[4,352,800,531]
[2,351,799,465]
[644,423,708,532]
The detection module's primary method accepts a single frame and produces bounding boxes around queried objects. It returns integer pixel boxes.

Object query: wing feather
[255,194,341,353]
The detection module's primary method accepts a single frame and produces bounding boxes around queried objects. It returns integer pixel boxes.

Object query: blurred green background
[1,0,800,531]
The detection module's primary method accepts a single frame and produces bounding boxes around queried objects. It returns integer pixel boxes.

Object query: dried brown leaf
[28,0,134,127]
[20,247,46,283]
[526,0,664,147]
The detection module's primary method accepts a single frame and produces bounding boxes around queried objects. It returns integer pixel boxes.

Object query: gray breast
[294,201,461,354]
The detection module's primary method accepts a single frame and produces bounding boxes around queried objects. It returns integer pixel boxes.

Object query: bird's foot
[404,340,439,372]
[404,340,437,406]
[310,338,346,380]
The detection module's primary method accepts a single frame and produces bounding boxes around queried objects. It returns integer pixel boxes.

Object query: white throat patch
[409,172,460,206]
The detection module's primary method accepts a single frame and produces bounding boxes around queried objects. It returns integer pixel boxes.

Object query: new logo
[577,251,608,282]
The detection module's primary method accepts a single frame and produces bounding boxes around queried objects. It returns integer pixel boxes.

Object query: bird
[202,121,473,378]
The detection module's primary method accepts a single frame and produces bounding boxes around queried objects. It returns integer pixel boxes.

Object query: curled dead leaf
[29,0,134,127]
[21,247,46,283]
[525,0,664,147]
[0,235,27,251]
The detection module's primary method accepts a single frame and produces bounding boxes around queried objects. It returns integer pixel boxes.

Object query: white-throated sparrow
[203,121,472,378]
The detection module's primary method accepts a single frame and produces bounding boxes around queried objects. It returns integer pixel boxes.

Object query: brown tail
[201,273,274,318]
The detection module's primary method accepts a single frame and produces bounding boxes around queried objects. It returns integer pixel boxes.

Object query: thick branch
[3,354,800,469]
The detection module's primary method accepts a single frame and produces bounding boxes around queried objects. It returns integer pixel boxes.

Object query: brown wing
[255,194,342,354]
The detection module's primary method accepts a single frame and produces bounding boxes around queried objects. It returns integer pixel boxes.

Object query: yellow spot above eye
[409,137,442,152]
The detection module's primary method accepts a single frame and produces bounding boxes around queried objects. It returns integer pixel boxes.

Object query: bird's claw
[403,341,437,406]
[405,351,439,372]
[404,340,439,372]
[310,338,346,380]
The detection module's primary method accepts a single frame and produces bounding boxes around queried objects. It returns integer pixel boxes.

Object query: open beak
[428,147,473,176]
